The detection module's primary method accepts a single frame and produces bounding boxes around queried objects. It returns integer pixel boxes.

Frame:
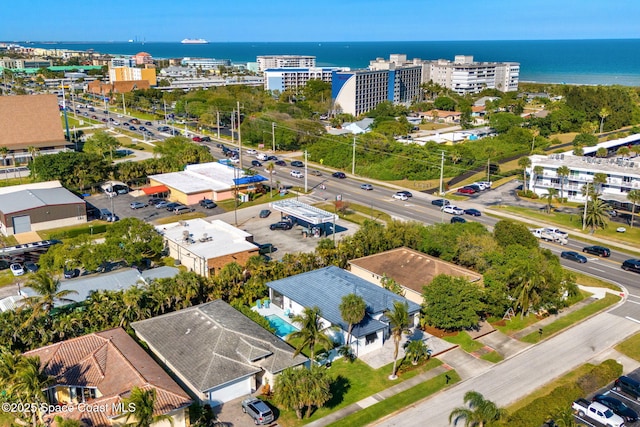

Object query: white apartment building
[0,57,52,69]
[256,55,316,72]
[332,69,390,117]
[423,55,519,94]
[181,57,231,70]
[263,67,340,92]
[111,57,136,68]
[526,134,640,207]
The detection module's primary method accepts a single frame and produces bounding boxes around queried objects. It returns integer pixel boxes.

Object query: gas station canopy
[270,200,337,225]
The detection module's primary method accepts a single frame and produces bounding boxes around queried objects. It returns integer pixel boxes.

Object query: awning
[233,175,267,185]
[142,185,169,195]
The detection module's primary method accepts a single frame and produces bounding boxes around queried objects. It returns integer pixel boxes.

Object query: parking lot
[573,370,640,426]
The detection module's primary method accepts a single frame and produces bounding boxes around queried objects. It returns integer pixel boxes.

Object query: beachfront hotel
[526,134,640,209]
[263,67,342,92]
[256,55,316,71]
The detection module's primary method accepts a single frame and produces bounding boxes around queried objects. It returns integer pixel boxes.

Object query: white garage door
[12,216,31,234]
[208,375,253,407]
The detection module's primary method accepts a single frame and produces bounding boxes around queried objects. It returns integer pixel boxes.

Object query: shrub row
[49,224,108,239]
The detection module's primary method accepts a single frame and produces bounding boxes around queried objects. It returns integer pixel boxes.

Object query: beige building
[108,65,157,86]
[157,218,259,277]
[349,247,482,304]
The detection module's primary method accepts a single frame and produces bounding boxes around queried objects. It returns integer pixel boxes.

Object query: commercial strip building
[0,181,86,236]
[148,161,267,204]
[526,134,640,206]
[257,55,316,71]
[156,218,259,277]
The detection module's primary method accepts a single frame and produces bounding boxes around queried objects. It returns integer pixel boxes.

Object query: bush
[517,190,539,199]
[50,224,108,239]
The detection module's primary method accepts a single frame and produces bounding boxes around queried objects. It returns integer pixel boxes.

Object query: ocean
[20,39,640,86]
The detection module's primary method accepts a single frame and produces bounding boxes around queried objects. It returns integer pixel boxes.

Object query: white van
[256,153,268,161]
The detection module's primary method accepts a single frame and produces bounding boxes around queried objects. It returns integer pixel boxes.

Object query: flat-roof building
[263,67,341,92]
[257,55,316,71]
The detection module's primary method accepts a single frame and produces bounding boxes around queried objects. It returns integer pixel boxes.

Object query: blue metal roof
[233,175,267,185]
[267,266,420,338]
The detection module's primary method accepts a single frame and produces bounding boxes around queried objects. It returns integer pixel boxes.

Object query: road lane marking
[626,300,640,306]
[587,267,605,272]
[625,316,640,323]
[629,293,640,298]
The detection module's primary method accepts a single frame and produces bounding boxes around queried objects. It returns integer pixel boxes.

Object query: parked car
[174,206,195,215]
[64,268,79,279]
[148,198,164,206]
[458,187,477,194]
[582,245,611,257]
[258,243,275,255]
[621,259,640,273]
[310,170,322,176]
[24,261,39,273]
[200,136,211,142]
[396,190,413,197]
[614,376,640,400]
[155,201,170,209]
[431,199,450,207]
[472,182,488,191]
[241,397,274,425]
[560,251,587,263]
[165,202,182,211]
[10,263,24,276]
[464,208,482,216]
[251,160,263,167]
[290,170,304,178]
[259,209,271,218]
[200,199,217,209]
[105,214,120,222]
[332,171,346,179]
[392,192,408,201]
[592,394,638,422]
[130,201,147,210]
[441,206,464,215]
[360,183,373,191]
[270,221,293,230]
[291,160,304,167]
[451,216,467,224]
[275,160,287,166]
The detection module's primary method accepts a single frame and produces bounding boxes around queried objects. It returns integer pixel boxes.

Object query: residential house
[24,328,192,427]
[266,266,421,357]
[132,299,308,407]
[418,110,461,124]
[348,247,482,305]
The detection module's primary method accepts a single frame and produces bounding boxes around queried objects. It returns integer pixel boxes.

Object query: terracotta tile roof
[349,247,483,294]
[0,94,66,150]
[24,328,192,426]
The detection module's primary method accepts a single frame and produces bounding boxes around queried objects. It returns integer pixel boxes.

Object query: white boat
[181,38,208,44]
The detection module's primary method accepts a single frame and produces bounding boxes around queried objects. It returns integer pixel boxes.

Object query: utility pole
[487,158,491,183]
[352,136,356,175]
[304,150,308,193]
[61,85,70,141]
[216,110,220,139]
[163,100,167,124]
[237,101,243,166]
[272,122,276,152]
[122,93,126,115]
[231,108,235,144]
[439,150,445,195]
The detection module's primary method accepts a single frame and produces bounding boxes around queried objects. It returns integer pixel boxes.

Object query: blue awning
[233,175,268,185]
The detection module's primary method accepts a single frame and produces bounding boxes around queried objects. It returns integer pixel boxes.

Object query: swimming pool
[266,314,299,338]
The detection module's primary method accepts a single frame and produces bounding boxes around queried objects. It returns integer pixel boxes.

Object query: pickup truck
[572,398,625,427]
[530,227,569,245]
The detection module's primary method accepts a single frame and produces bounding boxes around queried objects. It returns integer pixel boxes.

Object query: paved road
[374,311,640,427]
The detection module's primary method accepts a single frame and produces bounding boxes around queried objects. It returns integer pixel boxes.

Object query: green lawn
[314,202,393,226]
[273,356,442,427]
[481,351,504,363]
[615,332,640,362]
[443,331,484,353]
[324,371,461,427]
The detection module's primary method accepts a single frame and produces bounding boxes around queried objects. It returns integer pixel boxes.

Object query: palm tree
[449,391,507,427]
[592,172,608,196]
[533,166,543,193]
[584,198,611,233]
[508,259,545,319]
[403,339,430,365]
[556,165,570,203]
[627,189,640,228]
[122,386,173,427]
[530,127,539,152]
[595,147,608,158]
[518,157,532,192]
[24,271,78,318]
[302,366,332,419]
[385,300,409,380]
[631,144,640,158]
[10,356,54,427]
[274,367,305,419]
[266,161,275,197]
[598,107,610,133]
[339,293,366,353]
[617,146,631,157]
[0,146,8,180]
[543,188,558,214]
[287,306,334,362]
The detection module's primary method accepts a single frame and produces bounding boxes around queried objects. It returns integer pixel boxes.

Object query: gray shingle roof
[131,300,307,393]
[267,266,421,338]
[0,187,84,214]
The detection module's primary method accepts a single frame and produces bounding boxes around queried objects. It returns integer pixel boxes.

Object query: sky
[2,0,639,42]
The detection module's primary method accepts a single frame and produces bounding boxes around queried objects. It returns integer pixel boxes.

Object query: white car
[290,170,304,178]
[442,205,465,215]
[246,149,257,155]
[10,263,24,276]
[229,157,240,164]
[473,182,488,191]
[392,193,408,201]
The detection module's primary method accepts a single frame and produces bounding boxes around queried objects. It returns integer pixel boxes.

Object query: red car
[458,187,477,194]
[192,136,202,142]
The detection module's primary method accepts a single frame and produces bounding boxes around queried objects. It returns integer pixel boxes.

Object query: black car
[165,202,182,211]
[201,200,217,209]
[148,197,165,206]
[275,160,287,166]
[451,216,467,224]
[259,209,271,218]
[129,126,137,131]
[144,121,153,126]
[332,172,346,179]
[592,394,638,422]
[614,376,640,400]
[201,136,211,142]
[431,199,451,207]
[258,243,275,255]
[267,155,278,161]
[270,221,293,230]
[621,259,640,273]
[64,268,79,279]
[560,251,587,263]
[291,160,304,167]
[24,261,39,273]
[582,245,611,257]
[396,190,413,198]
[464,208,482,216]
[251,160,263,167]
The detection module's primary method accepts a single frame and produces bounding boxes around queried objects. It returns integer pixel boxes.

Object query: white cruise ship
[181,38,209,44]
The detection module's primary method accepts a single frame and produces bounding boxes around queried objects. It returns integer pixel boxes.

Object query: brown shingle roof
[0,94,65,150]
[349,247,482,294]
[24,328,192,427]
